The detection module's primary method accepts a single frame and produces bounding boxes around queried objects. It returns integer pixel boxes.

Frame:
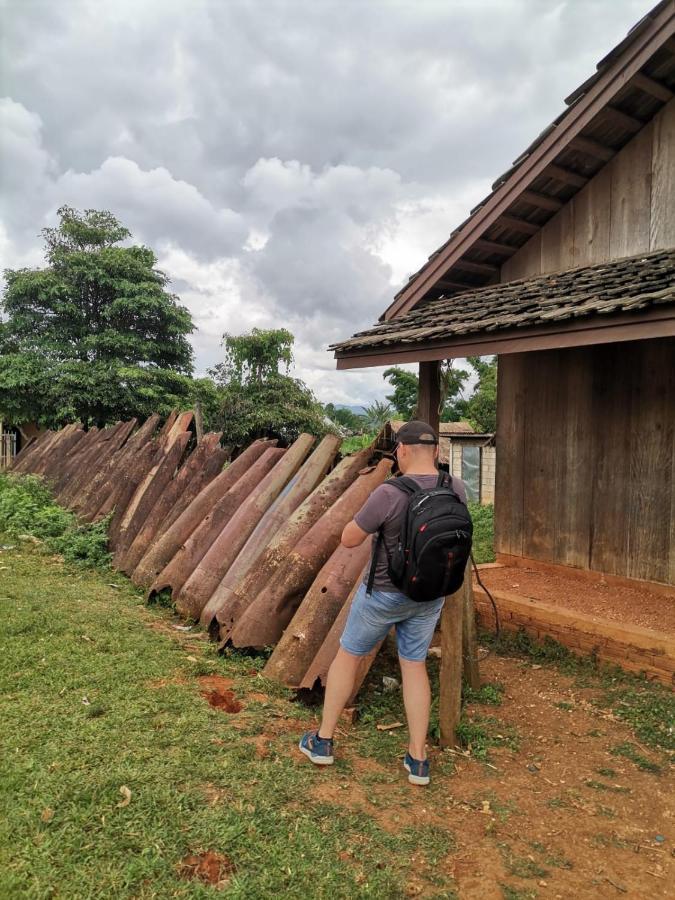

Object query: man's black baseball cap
[395,420,438,446]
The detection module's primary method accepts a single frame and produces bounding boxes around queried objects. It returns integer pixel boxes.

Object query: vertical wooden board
[589,345,631,577]
[494,355,525,557]
[541,202,575,274]
[609,124,653,259]
[439,592,463,749]
[650,99,675,251]
[627,339,675,584]
[500,231,542,282]
[417,360,441,433]
[571,164,611,268]
[553,348,593,569]
[521,351,558,562]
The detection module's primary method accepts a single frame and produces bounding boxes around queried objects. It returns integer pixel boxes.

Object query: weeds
[468,501,495,563]
[0,473,110,567]
[464,680,504,706]
[455,715,520,760]
[610,742,662,774]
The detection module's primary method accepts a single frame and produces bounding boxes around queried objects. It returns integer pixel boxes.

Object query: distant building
[381,419,496,505]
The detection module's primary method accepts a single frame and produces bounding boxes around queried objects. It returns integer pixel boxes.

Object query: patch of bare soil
[300,654,673,898]
[480,566,675,633]
[199,675,242,713]
[178,849,235,888]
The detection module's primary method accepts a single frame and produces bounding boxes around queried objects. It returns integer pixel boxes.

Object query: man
[300,420,467,786]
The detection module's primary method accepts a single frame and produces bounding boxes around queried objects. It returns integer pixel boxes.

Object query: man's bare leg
[399,657,431,760]
[317,647,362,738]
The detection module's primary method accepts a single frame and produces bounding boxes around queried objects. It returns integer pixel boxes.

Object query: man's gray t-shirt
[354,473,468,592]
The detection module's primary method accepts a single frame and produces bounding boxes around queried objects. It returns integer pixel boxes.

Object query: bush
[0,473,111,568]
[469,502,495,563]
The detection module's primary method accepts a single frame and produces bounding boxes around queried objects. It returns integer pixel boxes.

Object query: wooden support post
[194,400,204,445]
[439,585,463,748]
[461,562,480,690]
[417,360,441,432]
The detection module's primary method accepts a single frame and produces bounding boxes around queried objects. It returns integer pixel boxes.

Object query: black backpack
[367,472,473,602]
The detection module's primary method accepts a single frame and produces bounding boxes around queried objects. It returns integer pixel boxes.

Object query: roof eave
[383,1,675,322]
[334,307,675,369]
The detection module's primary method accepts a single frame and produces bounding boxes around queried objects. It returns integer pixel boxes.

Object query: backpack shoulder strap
[387,475,421,496]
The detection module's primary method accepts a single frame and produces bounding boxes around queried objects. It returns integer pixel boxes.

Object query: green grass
[482,628,675,754]
[0,472,111,567]
[0,539,464,898]
[468,502,495,564]
[609,742,662,774]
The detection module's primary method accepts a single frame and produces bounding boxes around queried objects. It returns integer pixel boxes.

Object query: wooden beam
[439,588,463,748]
[461,564,480,690]
[631,71,674,103]
[496,215,540,236]
[335,308,675,369]
[520,190,564,212]
[436,279,478,292]
[603,105,644,133]
[568,135,615,161]
[452,260,499,276]
[474,238,519,257]
[416,360,441,433]
[544,163,588,188]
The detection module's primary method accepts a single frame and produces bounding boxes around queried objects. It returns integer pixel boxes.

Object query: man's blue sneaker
[299,730,334,766]
[404,752,430,785]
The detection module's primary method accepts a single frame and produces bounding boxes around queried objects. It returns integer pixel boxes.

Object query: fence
[0,431,17,470]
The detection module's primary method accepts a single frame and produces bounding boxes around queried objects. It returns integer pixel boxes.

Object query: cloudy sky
[1,0,653,405]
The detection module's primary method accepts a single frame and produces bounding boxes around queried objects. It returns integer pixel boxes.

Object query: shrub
[0,473,111,568]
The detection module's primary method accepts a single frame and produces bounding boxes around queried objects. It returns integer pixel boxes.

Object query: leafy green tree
[209,328,293,385]
[209,329,327,445]
[0,207,195,427]
[463,356,497,432]
[363,400,394,431]
[323,403,366,433]
[381,362,469,422]
[440,361,469,422]
[383,367,418,419]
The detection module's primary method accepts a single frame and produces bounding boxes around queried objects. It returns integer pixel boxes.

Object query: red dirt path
[479,566,675,634]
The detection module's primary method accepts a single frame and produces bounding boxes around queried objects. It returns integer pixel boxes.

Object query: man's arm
[341,520,370,548]
[340,483,391,548]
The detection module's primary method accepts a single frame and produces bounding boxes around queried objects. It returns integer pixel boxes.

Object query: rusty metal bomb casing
[206,446,373,638]
[118,432,223,575]
[227,457,392,650]
[197,434,342,631]
[149,447,285,604]
[132,439,276,588]
[263,542,371,687]
[298,572,383,704]
[174,435,314,621]
[112,431,191,564]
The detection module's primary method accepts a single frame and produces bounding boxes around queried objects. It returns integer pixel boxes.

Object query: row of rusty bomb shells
[11,416,391,698]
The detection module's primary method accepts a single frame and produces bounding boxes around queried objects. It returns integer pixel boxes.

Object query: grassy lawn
[1,539,461,899]
[1,475,672,898]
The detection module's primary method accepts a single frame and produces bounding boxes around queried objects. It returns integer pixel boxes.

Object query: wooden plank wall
[495,339,675,585]
[501,99,675,282]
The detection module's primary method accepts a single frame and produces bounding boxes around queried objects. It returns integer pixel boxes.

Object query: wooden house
[333,1,675,591]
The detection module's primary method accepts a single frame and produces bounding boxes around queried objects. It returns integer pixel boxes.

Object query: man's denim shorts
[340,582,445,662]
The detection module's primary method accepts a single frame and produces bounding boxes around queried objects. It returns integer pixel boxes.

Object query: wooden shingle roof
[332,249,675,359]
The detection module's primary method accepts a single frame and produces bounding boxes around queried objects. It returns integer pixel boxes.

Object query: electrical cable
[471,550,500,637]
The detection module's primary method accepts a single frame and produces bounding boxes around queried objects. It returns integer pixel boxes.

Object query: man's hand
[341,520,370,548]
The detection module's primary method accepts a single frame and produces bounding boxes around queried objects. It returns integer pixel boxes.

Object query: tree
[323,403,365,433]
[208,328,327,446]
[463,356,497,432]
[363,400,393,431]
[381,362,469,422]
[0,207,195,427]
[383,367,418,419]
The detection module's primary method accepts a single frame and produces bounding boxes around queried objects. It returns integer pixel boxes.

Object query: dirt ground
[479,566,675,634]
[291,651,673,899]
